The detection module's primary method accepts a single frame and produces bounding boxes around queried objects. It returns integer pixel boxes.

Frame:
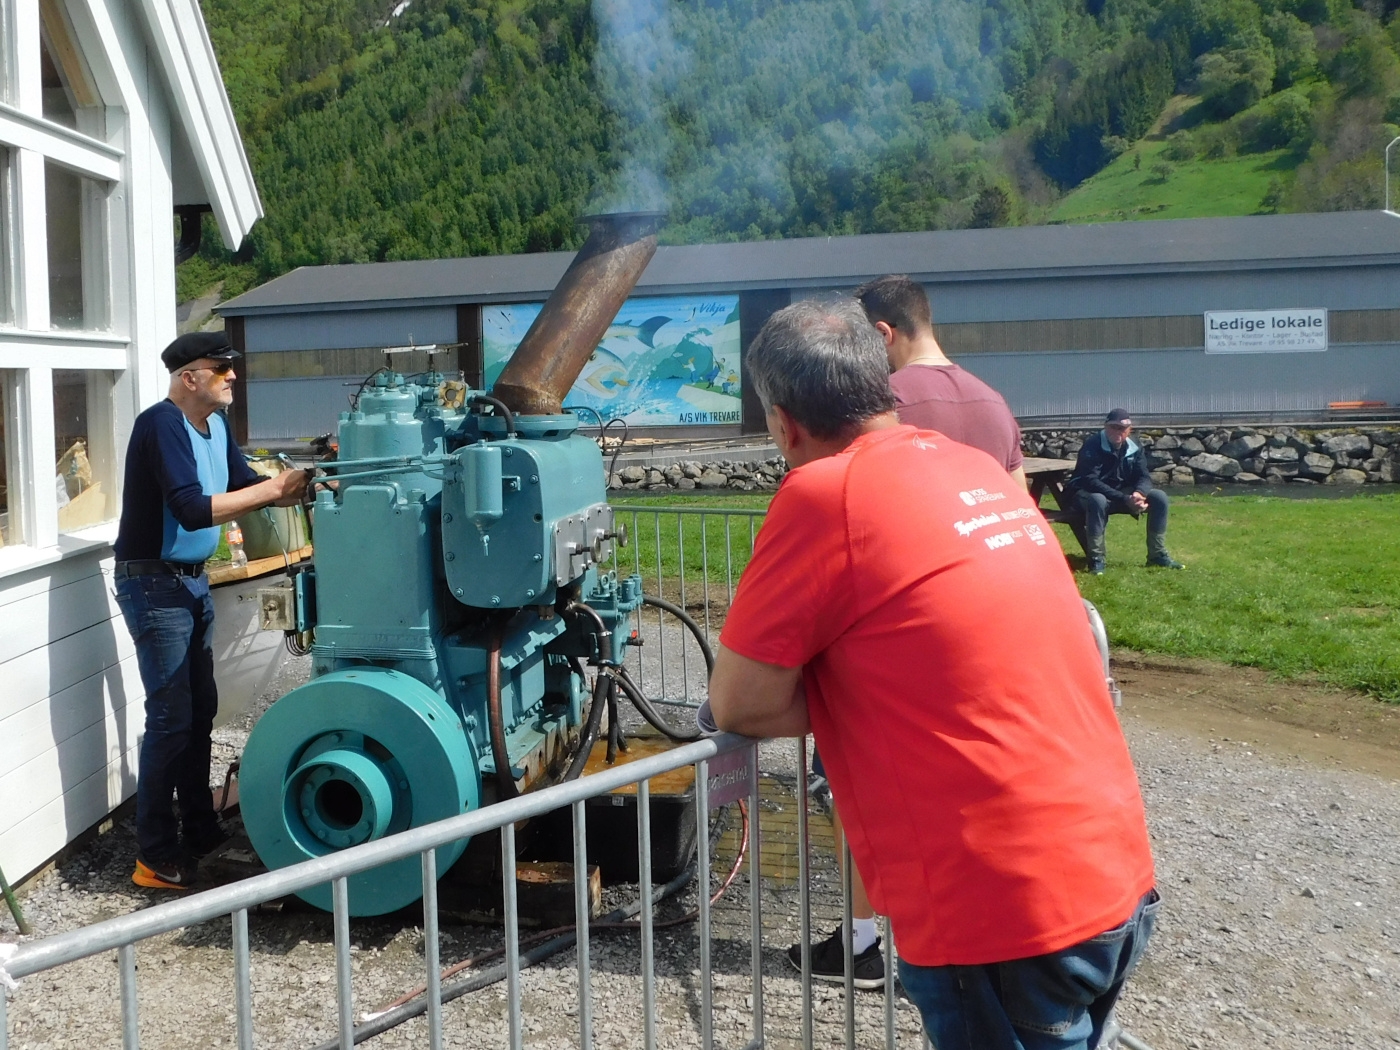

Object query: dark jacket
[1066,431,1154,501]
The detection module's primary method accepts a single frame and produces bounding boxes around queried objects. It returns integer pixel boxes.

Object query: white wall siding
[0,552,142,882]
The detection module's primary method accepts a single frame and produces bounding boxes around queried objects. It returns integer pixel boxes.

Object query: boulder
[1382,460,1397,483]
[1235,472,1265,484]
[608,473,623,489]
[1169,466,1195,484]
[1264,466,1298,481]
[696,471,728,489]
[1321,434,1370,457]
[1149,470,1172,485]
[1203,432,1227,453]
[1180,437,1206,454]
[1154,434,1181,450]
[1368,430,1398,447]
[1325,468,1367,485]
[676,477,696,490]
[645,469,665,486]
[1299,452,1335,478]
[1185,453,1241,477]
[1219,434,1266,460]
[1146,449,1174,468]
[619,465,647,483]
[1265,446,1300,462]
[681,461,703,480]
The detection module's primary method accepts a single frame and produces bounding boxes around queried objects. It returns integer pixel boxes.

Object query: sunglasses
[182,362,235,376]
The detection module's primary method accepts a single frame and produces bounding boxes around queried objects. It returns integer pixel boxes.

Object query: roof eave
[136,0,262,248]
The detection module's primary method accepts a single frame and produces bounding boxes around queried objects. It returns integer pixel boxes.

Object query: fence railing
[2,505,1149,1050]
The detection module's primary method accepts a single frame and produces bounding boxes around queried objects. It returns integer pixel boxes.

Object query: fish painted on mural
[579,345,633,398]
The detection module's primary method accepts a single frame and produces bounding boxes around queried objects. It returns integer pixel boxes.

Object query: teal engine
[239,372,644,915]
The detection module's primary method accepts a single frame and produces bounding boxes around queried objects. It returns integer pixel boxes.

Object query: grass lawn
[1046,94,1301,225]
[615,492,1400,702]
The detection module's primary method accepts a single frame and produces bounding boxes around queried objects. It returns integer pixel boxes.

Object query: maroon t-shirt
[888,364,1023,473]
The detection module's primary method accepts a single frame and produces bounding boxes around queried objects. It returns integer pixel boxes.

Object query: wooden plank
[206,544,312,586]
[0,655,141,775]
[0,739,139,883]
[0,617,134,723]
[0,676,144,837]
[0,571,121,666]
[1022,457,1076,474]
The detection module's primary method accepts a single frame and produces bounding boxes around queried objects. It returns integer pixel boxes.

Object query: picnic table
[1024,456,1088,556]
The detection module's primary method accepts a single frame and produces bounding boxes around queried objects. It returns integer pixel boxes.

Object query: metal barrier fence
[1,505,1152,1050]
[0,734,919,1050]
[609,504,768,710]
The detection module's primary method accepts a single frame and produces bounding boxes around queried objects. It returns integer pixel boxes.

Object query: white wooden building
[0,0,260,884]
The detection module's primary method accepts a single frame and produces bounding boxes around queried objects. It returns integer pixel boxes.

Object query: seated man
[708,300,1158,1050]
[1066,408,1183,574]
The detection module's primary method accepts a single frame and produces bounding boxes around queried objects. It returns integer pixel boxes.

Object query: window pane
[40,8,103,137]
[46,161,108,330]
[0,372,19,547]
[54,369,114,532]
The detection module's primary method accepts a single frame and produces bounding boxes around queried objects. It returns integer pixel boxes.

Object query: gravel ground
[4,646,1399,1049]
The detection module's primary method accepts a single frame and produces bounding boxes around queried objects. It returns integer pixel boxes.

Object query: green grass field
[1048,140,1297,224]
[615,492,1400,702]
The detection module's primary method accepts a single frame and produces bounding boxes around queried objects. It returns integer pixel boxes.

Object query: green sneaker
[1147,554,1184,569]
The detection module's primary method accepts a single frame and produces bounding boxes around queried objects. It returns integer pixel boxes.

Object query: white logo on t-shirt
[959,488,1006,506]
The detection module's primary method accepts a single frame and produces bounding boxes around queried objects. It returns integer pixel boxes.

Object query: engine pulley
[240,668,481,915]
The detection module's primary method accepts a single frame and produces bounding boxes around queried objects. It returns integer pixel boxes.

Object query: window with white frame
[0,0,125,553]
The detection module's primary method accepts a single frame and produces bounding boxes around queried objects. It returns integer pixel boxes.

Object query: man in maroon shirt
[855,274,1026,490]
[782,276,1031,987]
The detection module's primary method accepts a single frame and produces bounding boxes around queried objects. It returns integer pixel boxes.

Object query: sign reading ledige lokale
[1204,309,1328,353]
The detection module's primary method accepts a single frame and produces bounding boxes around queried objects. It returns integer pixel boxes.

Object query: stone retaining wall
[1025,426,1400,485]
[605,426,1400,491]
[608,457,787,492]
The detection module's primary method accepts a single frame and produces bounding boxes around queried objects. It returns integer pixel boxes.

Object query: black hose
[641,593,715,676]
[612,665,702,742]
[563,672,611,781]
[468,394,517,437]
[602,417,629,479]
[563,601,611,664]
[605,676,626,761]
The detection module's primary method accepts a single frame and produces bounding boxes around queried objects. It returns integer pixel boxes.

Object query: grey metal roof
[219,211,1400,317]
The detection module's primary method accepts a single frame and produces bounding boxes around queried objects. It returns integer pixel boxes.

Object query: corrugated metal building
[217,211,1400,443]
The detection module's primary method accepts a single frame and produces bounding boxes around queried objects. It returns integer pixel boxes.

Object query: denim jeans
[1077,489,1170,563]
[899,889,1160,1050]
[114,569,220,863]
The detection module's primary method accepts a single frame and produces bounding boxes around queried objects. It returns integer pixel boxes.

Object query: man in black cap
[1066,408,1182,575]
[114,332,308,889]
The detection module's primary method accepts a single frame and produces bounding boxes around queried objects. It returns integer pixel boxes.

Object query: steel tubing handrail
[2,733,751,981]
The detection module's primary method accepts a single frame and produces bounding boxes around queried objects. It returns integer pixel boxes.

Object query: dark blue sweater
[1066,431,1154,502]
[114,400,260,563]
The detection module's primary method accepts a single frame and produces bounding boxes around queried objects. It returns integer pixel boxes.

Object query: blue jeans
[1077,489,1170,563]
[114,569,220,863]
[899,889,1160,1050]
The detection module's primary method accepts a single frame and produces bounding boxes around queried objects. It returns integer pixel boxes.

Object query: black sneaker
[1147,553,1184,570]
[1086,558,1106,575]
[787,927,885,990]
[132,856,197,891]
[182,820,230,858]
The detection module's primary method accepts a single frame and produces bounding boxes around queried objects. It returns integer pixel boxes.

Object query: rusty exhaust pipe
[491,211,664,416]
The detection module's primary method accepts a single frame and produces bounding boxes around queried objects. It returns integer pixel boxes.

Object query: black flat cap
[1105,407,1132,425]
[161,331,241,372]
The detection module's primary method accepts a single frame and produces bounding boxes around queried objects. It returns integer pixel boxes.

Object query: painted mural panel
[483,295,742,426]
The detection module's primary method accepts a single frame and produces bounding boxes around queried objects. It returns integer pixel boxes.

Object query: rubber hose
[468,393,516,436]
[606,676,623,763]
[640,594,715,676]
[486,630,519,800]
[563,672,611,782]
[613,665,703,742]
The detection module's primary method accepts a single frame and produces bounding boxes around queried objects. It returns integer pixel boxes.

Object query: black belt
[116,559,206,577]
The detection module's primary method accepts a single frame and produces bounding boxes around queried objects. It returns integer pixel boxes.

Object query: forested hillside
[182,0,1400,299]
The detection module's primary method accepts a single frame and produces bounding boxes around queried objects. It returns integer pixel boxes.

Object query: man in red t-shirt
[856,273,1025,489]
[708,299,1158,1050]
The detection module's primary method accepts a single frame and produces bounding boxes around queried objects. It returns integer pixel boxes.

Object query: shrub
[1196,46,1277,117]
[1263,11,1317,89]
[1235,87,1315,151]
[1162,129,1198,159]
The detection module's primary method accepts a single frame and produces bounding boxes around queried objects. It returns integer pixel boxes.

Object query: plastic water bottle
[227,522,248,568]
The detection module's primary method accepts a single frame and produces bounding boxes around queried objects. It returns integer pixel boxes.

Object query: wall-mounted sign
[484,294,742,426]
[1204,309,1327,354]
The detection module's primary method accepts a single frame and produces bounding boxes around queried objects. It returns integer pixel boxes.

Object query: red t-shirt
[720,426,1154,966]
[889,363,1024,473]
